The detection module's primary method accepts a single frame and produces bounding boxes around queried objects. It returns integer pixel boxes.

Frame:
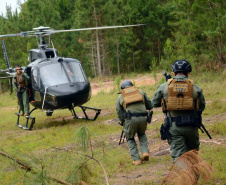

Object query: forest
[0,0,225,77]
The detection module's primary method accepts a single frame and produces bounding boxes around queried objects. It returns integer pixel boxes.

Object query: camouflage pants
[124,117,149,161]
[168,122,200,162]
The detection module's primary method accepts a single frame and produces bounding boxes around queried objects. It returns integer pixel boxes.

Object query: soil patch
[91,75,159,95]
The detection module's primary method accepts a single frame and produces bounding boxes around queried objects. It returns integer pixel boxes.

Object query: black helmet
[121,80,133,89]
[172,59,192,73]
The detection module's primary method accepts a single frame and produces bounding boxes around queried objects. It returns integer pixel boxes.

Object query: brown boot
[24,113,29,117]
[20,113,24,116]
[141,153,149,161]
[132,160,142,165]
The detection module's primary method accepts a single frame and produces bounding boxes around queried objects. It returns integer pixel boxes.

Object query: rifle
[160,71,172,140]
[162,70,172,82]
[118,121,126,145]
[196,110,212,139]
[200,124,212,139]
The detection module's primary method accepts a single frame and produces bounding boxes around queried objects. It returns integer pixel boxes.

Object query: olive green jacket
[152,75,205,117]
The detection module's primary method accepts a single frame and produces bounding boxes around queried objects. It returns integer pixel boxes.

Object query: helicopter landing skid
[70,106,101,121]
[15,108,37,130]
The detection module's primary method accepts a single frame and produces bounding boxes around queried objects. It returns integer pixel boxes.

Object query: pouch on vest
[165,78,194,110]
[121,86,144,109]
[17,73,28,88]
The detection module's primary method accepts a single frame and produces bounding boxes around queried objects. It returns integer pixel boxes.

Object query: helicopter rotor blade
[46,24,146,35]
[0,31,35,38]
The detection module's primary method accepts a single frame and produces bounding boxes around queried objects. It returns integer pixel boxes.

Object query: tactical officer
[152,59,206,162]
[13,65,30,116]
[116,81,153,165]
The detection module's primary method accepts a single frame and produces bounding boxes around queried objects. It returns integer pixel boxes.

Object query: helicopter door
[31,68,41,101]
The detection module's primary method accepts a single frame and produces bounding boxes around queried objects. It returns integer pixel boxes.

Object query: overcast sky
[0,0,26,16]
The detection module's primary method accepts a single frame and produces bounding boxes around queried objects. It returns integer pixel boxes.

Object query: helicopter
[0,24,145,130]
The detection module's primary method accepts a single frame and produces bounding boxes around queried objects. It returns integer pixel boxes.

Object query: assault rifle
[196,110,212,139]
[200,124,212,139]
[162,70,172,82]
[118,121,126,145]
[161,71,172,140]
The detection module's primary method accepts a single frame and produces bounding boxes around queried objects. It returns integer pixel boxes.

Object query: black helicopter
[0,24,144,130]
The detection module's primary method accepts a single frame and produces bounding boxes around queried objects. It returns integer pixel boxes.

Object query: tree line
[0,0,225,78]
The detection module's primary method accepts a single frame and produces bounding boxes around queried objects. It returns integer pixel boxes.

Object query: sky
[0,0,26,16]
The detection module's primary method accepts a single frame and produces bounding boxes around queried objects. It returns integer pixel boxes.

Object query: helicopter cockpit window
[30,52,39,62]
[45,51,57,58]
[39,63,69,87]
[63,61,86,83]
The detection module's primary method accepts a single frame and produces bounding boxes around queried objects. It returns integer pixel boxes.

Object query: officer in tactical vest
[152,59,206,162]
[116,81,153,165]
[13,65,30,116]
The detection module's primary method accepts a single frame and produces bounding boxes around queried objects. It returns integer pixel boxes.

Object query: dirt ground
[90,74,160,95]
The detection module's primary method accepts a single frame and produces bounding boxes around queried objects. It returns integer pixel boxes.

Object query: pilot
[13,65,31,116]
[116,81,153,165]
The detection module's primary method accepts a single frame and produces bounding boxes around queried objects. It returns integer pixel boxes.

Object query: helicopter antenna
[36,36,39,46]
[51,41,57,58]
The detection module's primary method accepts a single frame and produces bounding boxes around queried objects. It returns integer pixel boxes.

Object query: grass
[0,70,226,184]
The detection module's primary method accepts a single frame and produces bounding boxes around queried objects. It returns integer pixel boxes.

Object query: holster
[160,117,171,140]
[147,110,153,124]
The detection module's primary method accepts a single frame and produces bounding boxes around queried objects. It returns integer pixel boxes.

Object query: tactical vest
[121,86,144,109]
[14,73,28,88]
[162,78,198,111]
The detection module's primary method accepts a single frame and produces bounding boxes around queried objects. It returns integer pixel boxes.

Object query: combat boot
[141,153,149,161]
[132,160,141,165]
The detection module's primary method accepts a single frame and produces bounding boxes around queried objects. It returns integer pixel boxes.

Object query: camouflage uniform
[152,74,205,161]
[116,89,153,161]
[13,72,30,115]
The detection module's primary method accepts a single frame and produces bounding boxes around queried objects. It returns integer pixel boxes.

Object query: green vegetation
[0,0,225,82]
[0,71,226,184]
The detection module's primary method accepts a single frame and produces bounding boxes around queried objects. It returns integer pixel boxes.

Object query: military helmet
[121,80,133,89]
[172,59,192,73]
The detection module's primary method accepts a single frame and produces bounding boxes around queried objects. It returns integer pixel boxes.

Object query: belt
[171,115,194,123]
[124,111,147,119]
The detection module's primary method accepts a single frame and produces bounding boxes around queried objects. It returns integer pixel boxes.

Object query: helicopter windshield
[39,61,85,88]
[63,61,86,83]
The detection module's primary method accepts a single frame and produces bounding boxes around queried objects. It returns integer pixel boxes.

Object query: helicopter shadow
[34,115,90,130]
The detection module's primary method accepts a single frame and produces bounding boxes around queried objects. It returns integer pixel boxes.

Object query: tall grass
[0,70,225,184]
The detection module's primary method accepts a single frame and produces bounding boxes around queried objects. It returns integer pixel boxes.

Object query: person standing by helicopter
[13,65,30,116]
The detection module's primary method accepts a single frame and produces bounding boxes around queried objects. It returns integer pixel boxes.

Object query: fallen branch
[53,147,109,185]
[0,150,73,185]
